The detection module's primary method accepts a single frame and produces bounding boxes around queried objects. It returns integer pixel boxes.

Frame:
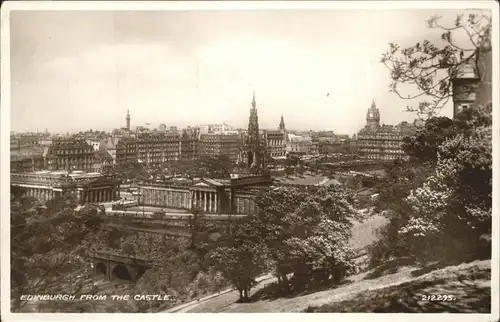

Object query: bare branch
[381,10,491,117]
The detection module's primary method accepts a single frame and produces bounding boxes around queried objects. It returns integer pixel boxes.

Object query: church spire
[279,114,285,130]
[252,90,256,109]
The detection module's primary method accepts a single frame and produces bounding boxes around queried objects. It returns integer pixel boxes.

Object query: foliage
[210,222,267,301]
[400,105,492,263]
[372,10,492,268]
[252,185,360,293]
[11,193,104,312]
[402,116,456,164]
[381,10,492,118]
[371,100,492,267]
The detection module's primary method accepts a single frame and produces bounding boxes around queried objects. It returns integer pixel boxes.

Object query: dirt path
[187,260,491,313]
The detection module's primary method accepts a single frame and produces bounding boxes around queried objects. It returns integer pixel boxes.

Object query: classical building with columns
[11,171,121,204]
[138,174,272,215]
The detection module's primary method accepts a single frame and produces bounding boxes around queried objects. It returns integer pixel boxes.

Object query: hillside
[187,260,491,313]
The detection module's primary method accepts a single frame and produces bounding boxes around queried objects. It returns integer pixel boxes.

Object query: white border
[1,1,499,322]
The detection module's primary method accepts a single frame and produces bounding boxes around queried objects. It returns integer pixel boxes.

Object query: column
[211,192,215,213]
[204,191,208,213]
[205,192,209,213]
[214,192,218,214]
[201,191,204,212]
[190,191,194,209]
[209,192,212,213]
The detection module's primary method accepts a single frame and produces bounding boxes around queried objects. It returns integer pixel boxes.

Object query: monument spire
[126,110,131,131]
[252,90,256,108]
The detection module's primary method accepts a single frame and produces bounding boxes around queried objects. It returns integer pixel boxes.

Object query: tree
[381,10,492,118]
[375,10,492,265]
[11,194,103,312]
[401,104,492,264]
[402,116,456,164]
[210,222,267,302]
[252,185,360,293]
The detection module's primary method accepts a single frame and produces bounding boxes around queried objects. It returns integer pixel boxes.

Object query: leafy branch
[380,10,492,119]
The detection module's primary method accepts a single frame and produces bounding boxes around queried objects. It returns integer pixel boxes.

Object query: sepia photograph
[1,1,498,320]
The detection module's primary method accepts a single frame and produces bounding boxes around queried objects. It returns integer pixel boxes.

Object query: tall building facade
[136,133,180,166]
[264,130,287,158]
[199,133,241,163]
[116,137,138,166]
[180,128,199,161]
[44,138,97,171]
[356,100,417,161]
[262,115,287,159]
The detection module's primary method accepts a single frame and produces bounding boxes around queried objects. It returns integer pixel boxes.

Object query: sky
[9,7,478,135]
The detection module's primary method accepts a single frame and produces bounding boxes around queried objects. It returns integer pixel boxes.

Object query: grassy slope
[189,260,490,313]
[187,215,490,313]
[306,260,491,313]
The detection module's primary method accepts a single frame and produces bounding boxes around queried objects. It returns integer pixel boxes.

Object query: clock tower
[366,100,380,131]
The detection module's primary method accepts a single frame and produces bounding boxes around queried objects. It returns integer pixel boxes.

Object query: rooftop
[275,175,339,186]
[29,170,103,179]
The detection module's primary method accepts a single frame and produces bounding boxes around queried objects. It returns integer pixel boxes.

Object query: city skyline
[10,8,474,134]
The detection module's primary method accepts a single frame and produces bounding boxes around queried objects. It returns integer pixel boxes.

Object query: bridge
[90,251,153,282]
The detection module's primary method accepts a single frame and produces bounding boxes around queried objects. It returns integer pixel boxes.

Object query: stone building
[138,174,272,215]
[287,133,312,155]
[197,122,234,135]
[11,171,121,204]
[180,127,200,161]
[115,137,138,166]
[451,32,492,116]
[11,147,45,173]
[136,132,181,166]
[199,133,241,163]
[263,129,287,159]
[10,134,41,152]
[356,100,418,161]
[43,138,97,171]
